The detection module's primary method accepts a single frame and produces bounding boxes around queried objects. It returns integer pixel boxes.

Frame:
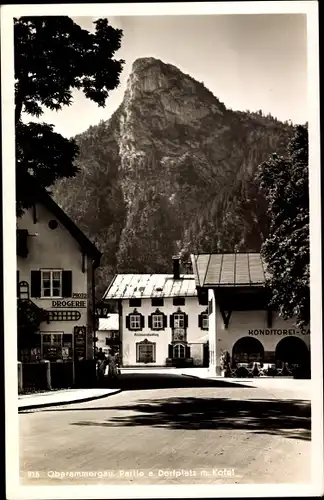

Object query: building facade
[191,253,310,375]
[96,315,120,356]
[17,183,101,362]
[103,258,209,367]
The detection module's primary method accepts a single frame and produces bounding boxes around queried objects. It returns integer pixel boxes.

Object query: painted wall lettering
[248,329,310,336]
[72,293,87,299]
[134,333,159,337]
[52,300,86,308]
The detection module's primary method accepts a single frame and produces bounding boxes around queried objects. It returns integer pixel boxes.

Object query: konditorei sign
[248,329,310,336]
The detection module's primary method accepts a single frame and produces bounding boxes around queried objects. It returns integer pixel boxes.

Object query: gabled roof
[103,274,198,300]
[191,253,269,287]
[22,174,101,265]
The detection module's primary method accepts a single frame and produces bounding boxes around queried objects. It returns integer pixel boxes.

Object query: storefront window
[41,332,63,359]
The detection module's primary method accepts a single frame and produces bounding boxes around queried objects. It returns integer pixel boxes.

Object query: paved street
[19,372,311,485]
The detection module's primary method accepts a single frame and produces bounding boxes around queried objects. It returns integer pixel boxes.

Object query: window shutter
[185,345,191,358]
[168,344,173,358]
[198,313,202,328]
[170,314,174,329]
[62,271,72,297]
[184,313,188,328]
[126,315,130,329]
[140,314,145,329]
[163,314,167,328]
[148,315,152,329]
[30,270,41,297]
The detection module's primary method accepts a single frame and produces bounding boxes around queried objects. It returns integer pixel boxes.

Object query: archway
[275,337,309,366]
[232,337,264,364]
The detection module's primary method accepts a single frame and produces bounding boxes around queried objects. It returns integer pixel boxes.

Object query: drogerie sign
[248,329,310,336]
[52,300,86,308]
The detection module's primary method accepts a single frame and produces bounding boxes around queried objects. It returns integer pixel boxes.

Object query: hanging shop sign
[74,326,86,361]
[52,300,87,308]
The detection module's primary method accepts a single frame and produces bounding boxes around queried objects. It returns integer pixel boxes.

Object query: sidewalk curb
[18,389,122,411]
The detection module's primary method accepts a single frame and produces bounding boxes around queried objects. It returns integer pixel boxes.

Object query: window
[41,333,62,345]
[136,340,156,363]
[42,334,52,344]
[151,297,164,307]
[174,313,185,328]
[149,309,167,330]
[173,297,185,306]
[152,314,163,329]
[41,333,63,358]
[202,313,209,330]
[130,314,141,329]
[126,309,144,330]
[129,298,141,307]
[41,270,62,297]
[173,344,186,358]
[199,311,209,330]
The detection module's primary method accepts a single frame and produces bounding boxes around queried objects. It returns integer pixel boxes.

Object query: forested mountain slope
[53,57,295,297]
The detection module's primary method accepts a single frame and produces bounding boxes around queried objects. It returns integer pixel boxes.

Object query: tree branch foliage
[15,16,124,214]
[256,125,309,328]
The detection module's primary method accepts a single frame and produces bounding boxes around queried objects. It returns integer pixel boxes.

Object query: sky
[26,14,308,138]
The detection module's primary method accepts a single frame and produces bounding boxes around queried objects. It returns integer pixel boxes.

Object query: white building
[96,315,120,355]
[102,258,209,367]
[17,179,101,362]
[191,253,310,375]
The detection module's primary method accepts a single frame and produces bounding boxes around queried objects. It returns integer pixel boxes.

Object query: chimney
[172,255,180,280]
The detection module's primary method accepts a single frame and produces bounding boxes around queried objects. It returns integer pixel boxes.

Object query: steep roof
[103,274,197,300]
[191,253,269,287]
[23,175,102,265]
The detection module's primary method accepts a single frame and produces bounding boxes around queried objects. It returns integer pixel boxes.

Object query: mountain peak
[131,56,180,75]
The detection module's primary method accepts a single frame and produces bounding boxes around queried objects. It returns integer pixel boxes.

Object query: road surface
[19,372,311,485]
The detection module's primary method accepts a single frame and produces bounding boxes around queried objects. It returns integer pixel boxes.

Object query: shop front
[191,252,311,377]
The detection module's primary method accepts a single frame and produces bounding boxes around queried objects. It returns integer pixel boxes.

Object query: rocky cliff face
[53,57,295,296]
